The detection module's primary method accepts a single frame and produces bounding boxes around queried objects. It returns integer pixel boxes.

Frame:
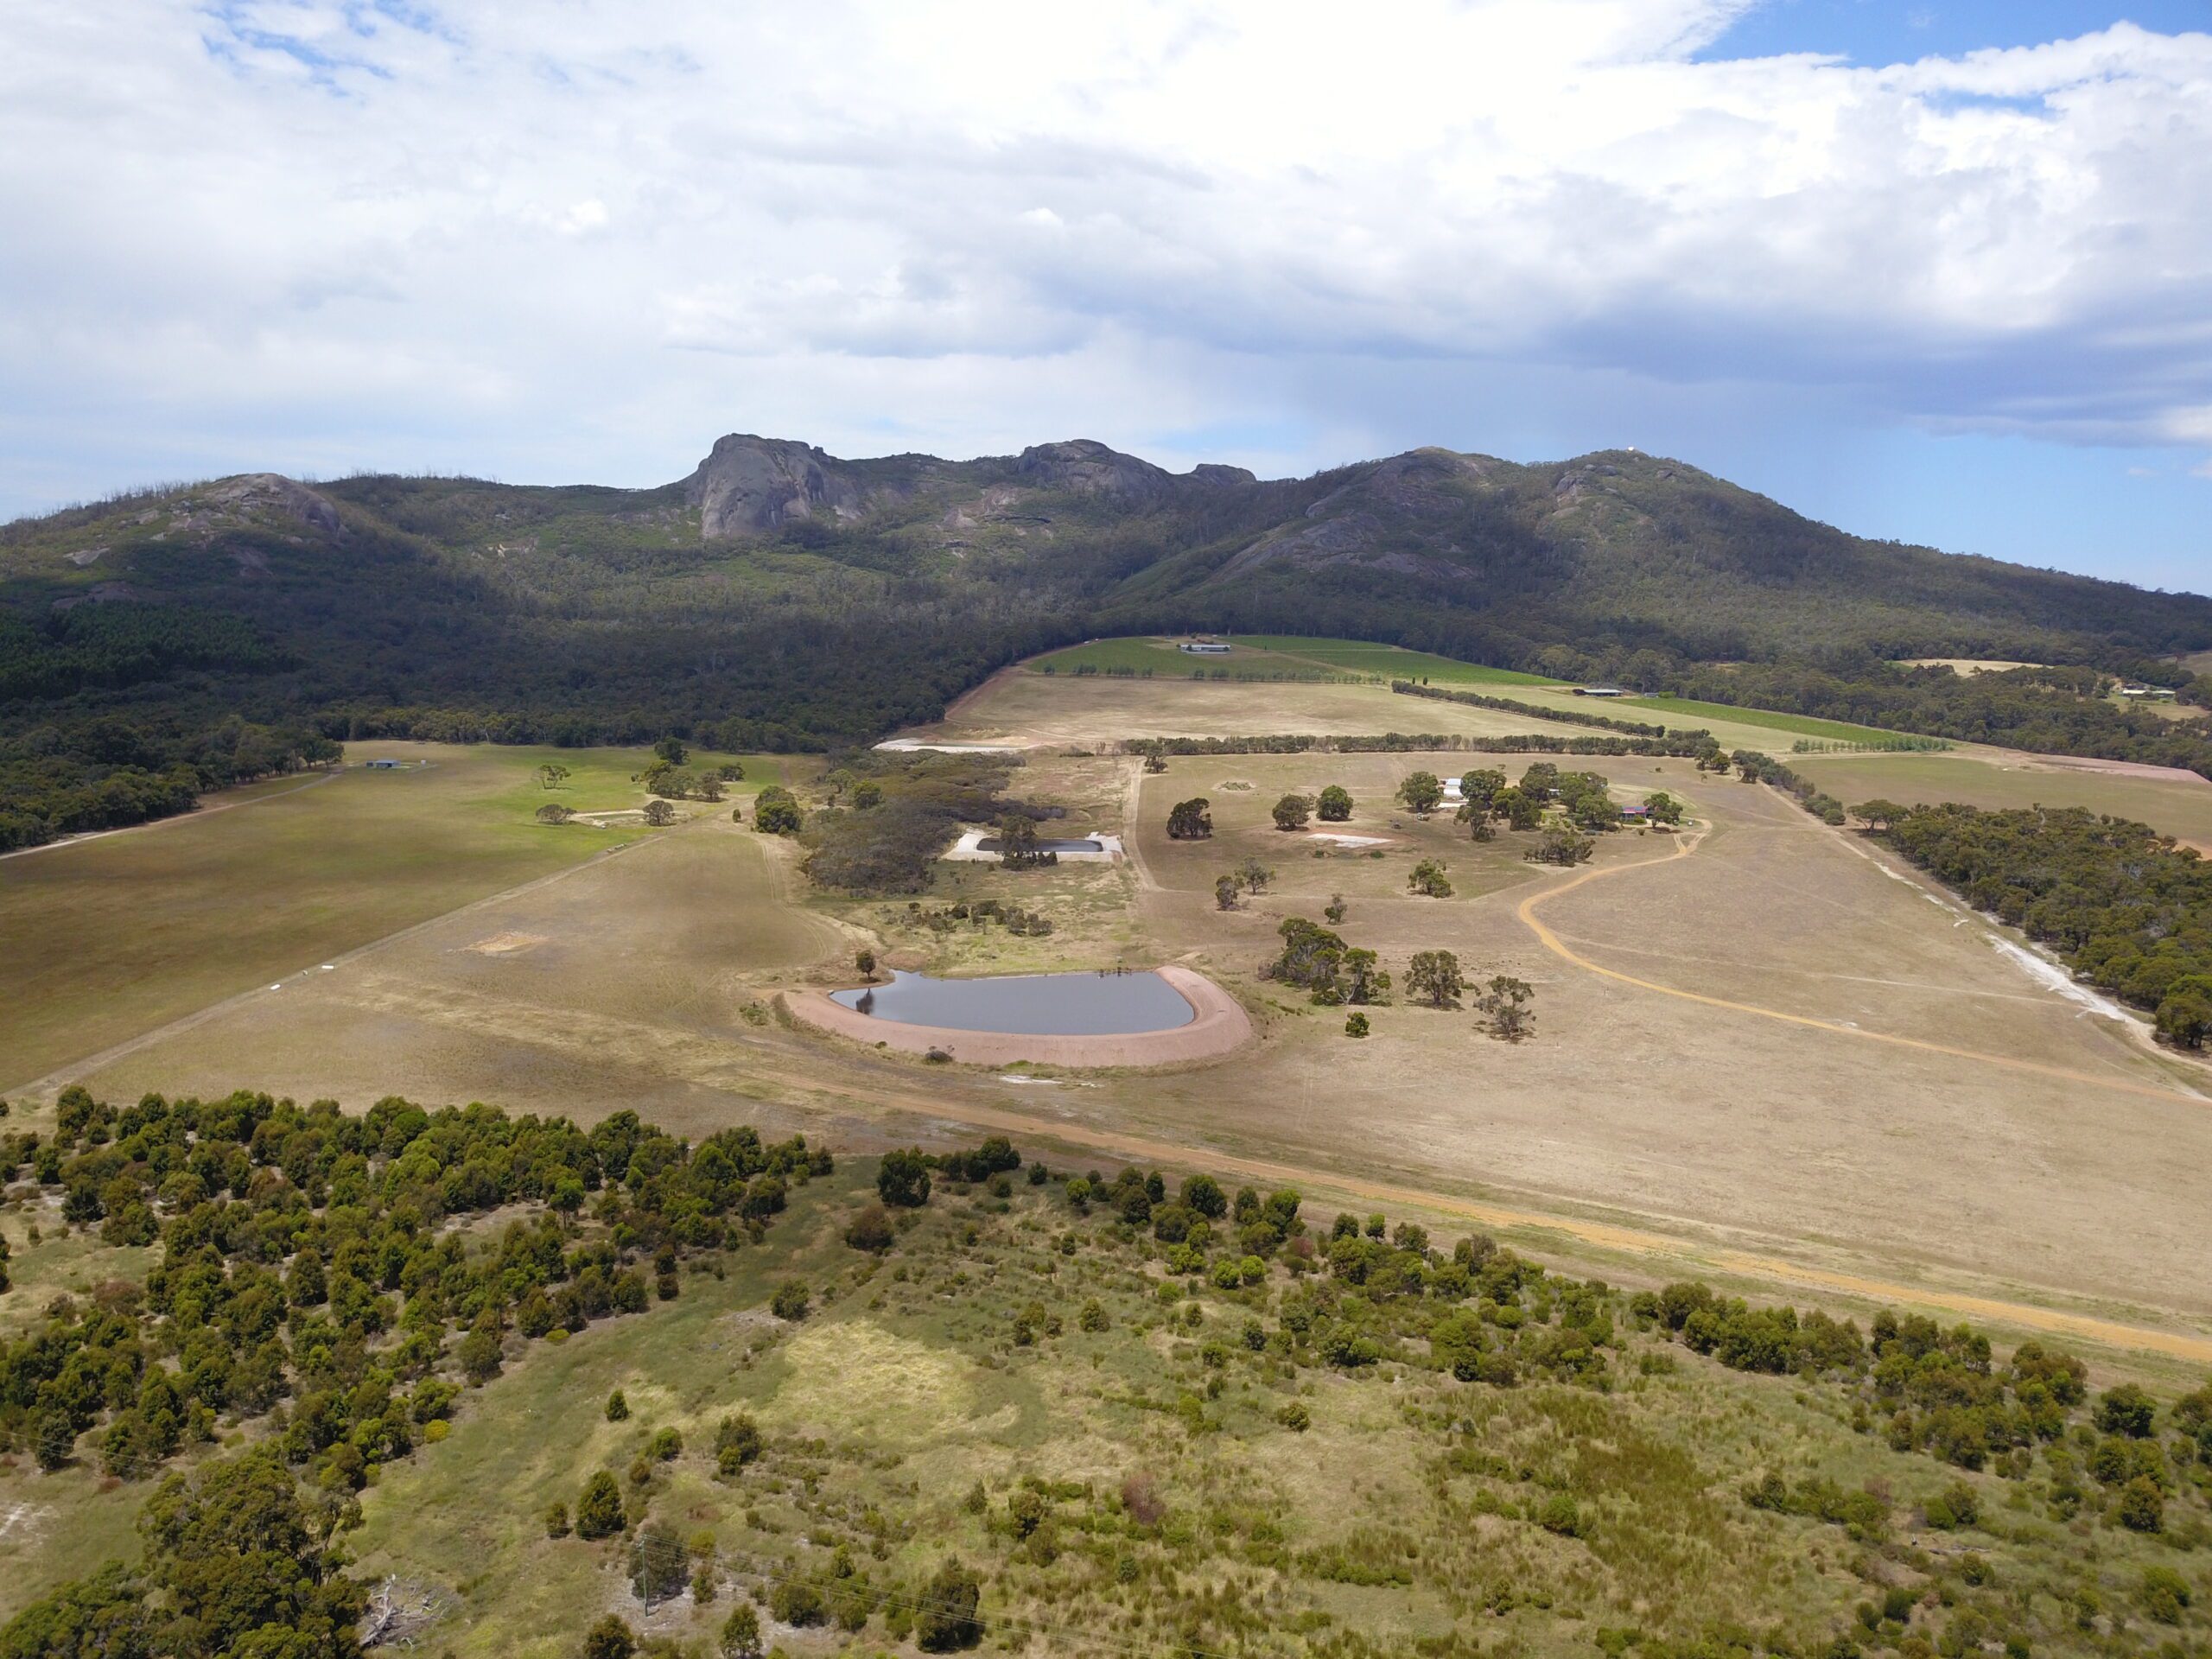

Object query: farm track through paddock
[16,734,2212,1364]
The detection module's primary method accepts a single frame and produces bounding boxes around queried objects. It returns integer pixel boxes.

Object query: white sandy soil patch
[874,738,1025,753]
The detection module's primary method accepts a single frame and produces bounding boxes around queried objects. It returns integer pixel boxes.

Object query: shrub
[2141,1564,2194,1624]
[606,1389,629,1422]
[715,1414,763,1476]
[2094,1383,2156,1438]
[2118,1473,2165,1532]
[1344,1012,1370,1038]
[877,1148,932,1208]
[915,1557,984,1651]
[582,1615,637,1659]
[720,1602,764,1659]
[844,1205,896,1253]
[770,1578,824,1626]
[1535,1494,1582,1537]
[575,1471,626,1539]
[1277,1402,1311,1432]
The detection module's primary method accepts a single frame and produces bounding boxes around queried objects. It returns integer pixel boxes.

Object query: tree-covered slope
[3,434,2208,847]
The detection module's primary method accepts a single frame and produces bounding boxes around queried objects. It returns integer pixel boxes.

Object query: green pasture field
[1790,749,2212,847]
[1027,636,1332,677]
[1610,695,1914,745]
[0,742,806,1091]
[1229,636,1560,685]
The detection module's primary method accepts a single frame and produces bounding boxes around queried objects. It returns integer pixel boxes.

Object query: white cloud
[0,0,2208,502]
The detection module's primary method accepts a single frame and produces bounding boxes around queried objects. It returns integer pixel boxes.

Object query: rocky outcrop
[204,474,345,537]
[1013,440,1174,504]
[682,435,871,538]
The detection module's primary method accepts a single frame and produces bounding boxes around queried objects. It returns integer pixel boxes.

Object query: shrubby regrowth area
[3,1103,2210,1657]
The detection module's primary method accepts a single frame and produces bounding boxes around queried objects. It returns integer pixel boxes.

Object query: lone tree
[1322,893,1347,924]
[753,785,803,835]
[1476,975,1535,1041]
[1166,798,1213,839]
[641,800,677,827]
[1272,793,1315,831]
[1853,798,1907,832]
[1407,858,1453,898]
[855,948,877,980]
[535,803,575,825]
[1236,856,1274,893]
[1317,785,1353,822]
[653,735,689,766]
[916,1557,984,1651]
[996,812,1046,868]
[877,1148,933,1208]
[1643,791,1684,826]
[1214,874,1240,911]
[1407,950,1465,1008]
[537,762,571,791]
[1396,772,1446,816]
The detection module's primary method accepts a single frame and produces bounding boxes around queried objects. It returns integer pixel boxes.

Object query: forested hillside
[3,436,2209,848]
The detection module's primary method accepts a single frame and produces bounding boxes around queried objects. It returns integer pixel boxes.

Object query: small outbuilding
[1179,639,1231,654]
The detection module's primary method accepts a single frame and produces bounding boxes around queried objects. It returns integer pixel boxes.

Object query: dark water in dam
[830,968,1194,1034]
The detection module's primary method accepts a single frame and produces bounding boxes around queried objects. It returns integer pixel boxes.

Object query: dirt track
[1514,817,2207,1108]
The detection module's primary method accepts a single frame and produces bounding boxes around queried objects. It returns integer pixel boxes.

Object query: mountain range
[3,433,2209,761]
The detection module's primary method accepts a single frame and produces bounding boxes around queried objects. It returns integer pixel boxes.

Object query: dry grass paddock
[1789,748,2212,847]
[11,709,2212,1363]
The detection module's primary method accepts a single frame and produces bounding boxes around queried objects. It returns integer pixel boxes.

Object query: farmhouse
[2120,683,2177,700]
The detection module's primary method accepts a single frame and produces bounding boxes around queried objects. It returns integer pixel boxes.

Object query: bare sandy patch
[1895,658,2047,675]
[466,931,547,956]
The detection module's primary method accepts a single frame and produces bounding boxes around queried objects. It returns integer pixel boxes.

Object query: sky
[2,1,2209,591]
